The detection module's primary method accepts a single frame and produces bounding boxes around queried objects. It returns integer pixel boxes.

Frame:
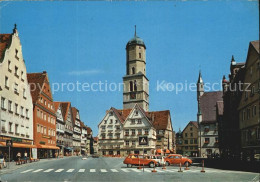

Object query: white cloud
[68,69,103,76]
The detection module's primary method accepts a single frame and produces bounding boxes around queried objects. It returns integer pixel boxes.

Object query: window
[251,86,255,96]
[184,140,188,144]
[138,129,142,135]
[15,104,18,114]
[139,53,141,58]
[44,127,46,134]
[37,124,40,132]
[20,106,24,116]
[44,100,46,105]
[5,76,9,88]
[245,91,248,99]
[115,120,118,124]
[44,114,46,121]
[125,129,129,136]
[132,140,136,146]
[110,119,113,124]
[205,138,210,144]
[131,119,135,125]
[253,105,257,116]
[23,88,26,98]
[132,67,135,74]
[48,115,50,122]
[190,133,193,137]
[194,139,197,144]
[14,83,18,93]
[137,119,142,124]
[257,128,260,139]
[9,122,13,133]
[190,127,193,131]
[21,71,24,81]
[131,129,136,135]
[130,81,133,92]
[190,139,193,144]
[247,108,250,119]
[1,97,6,109]
[125,141,129,146]
[185,133,187,137]
[8,60,11,71]
[145,129,149,135]
[15,124,18,134]
[8,100,12,112]
[134,80,137,91]
[109,112,113,116]
[215,137,219,143]
[15,66,18,76]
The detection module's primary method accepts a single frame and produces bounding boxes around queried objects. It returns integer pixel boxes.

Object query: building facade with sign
[0,25,35,160]
[27,71,59,158]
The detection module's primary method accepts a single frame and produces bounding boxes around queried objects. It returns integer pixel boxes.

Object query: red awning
[156,149,162,153]
[0,142,36,148]
[165,149,170,154]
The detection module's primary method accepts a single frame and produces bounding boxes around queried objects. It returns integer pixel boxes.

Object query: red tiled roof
[148,110,171,130]
[59,102,71,121]
[109,106,172,130]
[190,121,198,128]
[200,91,223,123]
[71,107,78,124]
[53,102,61,112]
[93,137,98,142]
[27,72,47,103]
[0,34,12,62]
[86,127,92,134]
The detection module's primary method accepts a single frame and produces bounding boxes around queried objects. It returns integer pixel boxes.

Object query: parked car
[164,154,192,166]
[149,155,163,166]
[123,154,158,168]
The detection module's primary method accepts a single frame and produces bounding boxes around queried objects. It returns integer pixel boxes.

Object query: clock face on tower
[130,92,136,100]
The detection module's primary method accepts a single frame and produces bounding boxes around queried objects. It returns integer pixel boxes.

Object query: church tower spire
[197,70,204,123]
[123,26,149,111]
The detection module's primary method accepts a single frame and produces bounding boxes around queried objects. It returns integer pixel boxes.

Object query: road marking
[55,169,64,173]
[33,169,43,173]
[44,169,54,173]
[121,169,130,172]
[67,169,74,172]
[90,169,96,172]
[111,169,118,172]
[21,169,33,173]
[144,169,151,172]
[131,169,142,173]
[101,169,107,172]
[79,169,85,173]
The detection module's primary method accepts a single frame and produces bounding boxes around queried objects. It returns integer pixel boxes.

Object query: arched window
[132,67,135,74]
[134,80,137,91]
[130,81,133,92]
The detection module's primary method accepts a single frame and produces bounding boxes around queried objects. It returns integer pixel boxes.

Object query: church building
[98,28,174,156]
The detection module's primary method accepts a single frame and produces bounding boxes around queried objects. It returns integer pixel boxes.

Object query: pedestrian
[0,151,4,169]
[16,151,21,162]
[24,151,28,162]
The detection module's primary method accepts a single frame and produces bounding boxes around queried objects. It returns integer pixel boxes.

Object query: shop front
[36,144,60,159]
[0,136,36,161]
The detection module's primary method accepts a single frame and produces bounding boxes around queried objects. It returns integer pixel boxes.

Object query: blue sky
[0,1,258,136]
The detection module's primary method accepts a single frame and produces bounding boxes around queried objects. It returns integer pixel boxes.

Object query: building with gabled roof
[71,107,82,155]
[59,102,74,156]
[27,71,59,158]
[0,25,35,160]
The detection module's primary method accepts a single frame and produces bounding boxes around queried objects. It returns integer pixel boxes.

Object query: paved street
[0,156,259,182]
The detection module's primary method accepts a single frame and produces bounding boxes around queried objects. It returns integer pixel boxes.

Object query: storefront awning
[0,142,36,148]
[36,144,60,150]
[165,149,170,154]
[156,149,162,153]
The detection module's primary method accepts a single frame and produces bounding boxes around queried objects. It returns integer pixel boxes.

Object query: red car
[123,154,158,168]
[164,154,192,166]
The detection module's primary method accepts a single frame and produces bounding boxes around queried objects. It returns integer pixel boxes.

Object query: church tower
[123,26,149,111]
[197,70,204,123]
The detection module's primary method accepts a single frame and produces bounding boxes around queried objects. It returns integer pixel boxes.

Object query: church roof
[126,35,146,48]
[200,91,223,124]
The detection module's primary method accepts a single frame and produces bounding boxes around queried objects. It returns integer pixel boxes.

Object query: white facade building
[0,26,34,149]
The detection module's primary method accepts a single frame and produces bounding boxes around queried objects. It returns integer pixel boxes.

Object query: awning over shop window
[36,144,60,150]
[165,149,170,154]
[156,149,162,153]
[0,142,36,148]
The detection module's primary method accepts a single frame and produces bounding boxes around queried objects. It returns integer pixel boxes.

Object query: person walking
[0,151,4,169]
[16,151,21,162]
[24,151,28,162]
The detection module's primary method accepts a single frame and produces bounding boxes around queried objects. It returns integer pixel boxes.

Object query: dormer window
[135,111,138,115]
[109,112,113,116]
[15,49,19,60]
